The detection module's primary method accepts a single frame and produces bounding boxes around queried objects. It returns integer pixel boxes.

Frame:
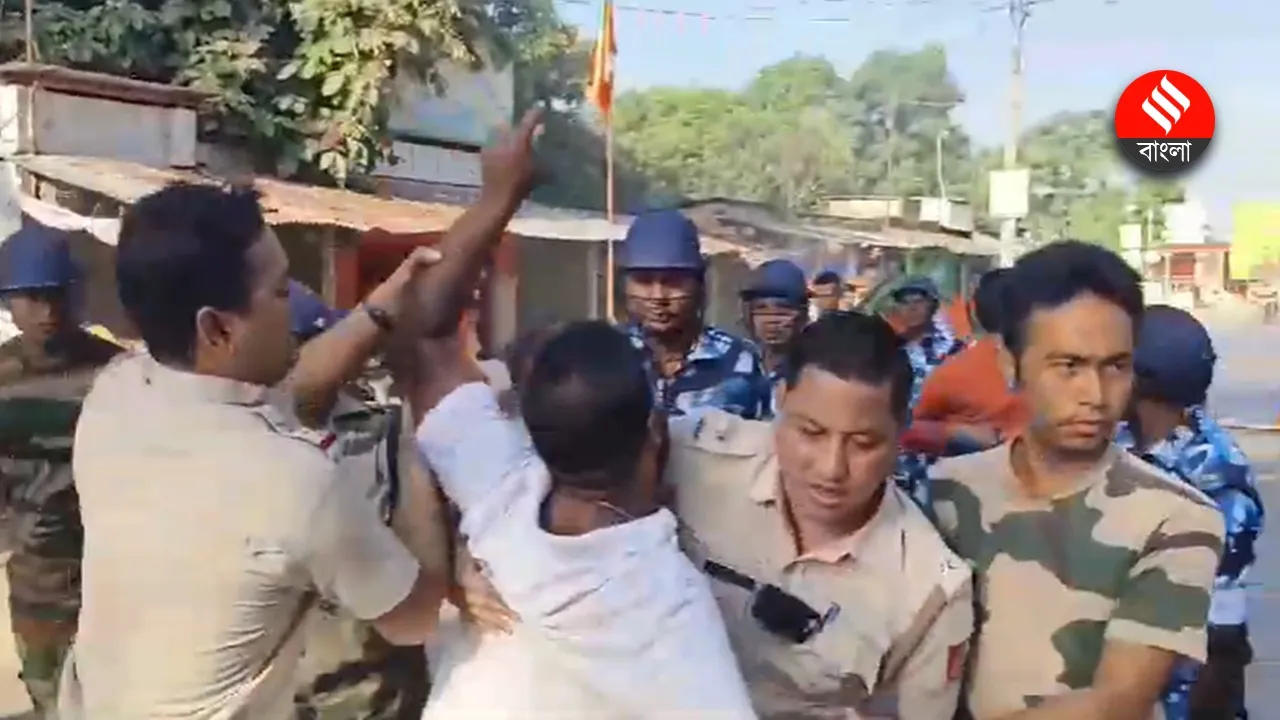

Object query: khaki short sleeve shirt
[59,354,418,719]
[669,410,974,720]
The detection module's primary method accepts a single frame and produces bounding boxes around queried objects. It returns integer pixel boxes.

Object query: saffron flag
[585,1,616,117]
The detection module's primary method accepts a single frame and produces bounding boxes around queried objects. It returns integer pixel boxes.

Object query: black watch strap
[360,303,395,333]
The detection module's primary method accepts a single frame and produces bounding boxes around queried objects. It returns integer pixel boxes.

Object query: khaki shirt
[60,353,420,719]
[929,443,1225,719]
[669,410,974,720]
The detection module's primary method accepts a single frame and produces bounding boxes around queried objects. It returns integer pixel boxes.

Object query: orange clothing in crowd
[907,337,1027,452]
[942,297,973,339]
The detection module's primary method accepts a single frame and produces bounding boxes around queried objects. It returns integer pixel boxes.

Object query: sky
[555,0,1280,235]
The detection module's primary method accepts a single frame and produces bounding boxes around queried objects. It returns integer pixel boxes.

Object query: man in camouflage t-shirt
[929,241,1224,719]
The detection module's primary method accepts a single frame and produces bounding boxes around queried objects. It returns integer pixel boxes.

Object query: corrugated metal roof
[12,155,753,255]
[16,154,468,233]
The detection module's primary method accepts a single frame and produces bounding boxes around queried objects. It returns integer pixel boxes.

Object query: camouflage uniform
[626,324,770,420]
[618,209,770,421]
[893,297,967,511]
[1117,406,1263,719]
[0,330,119,715]
[929,443,1225,719]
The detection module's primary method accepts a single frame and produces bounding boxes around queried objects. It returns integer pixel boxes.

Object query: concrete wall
[0,85,196,168]
[516,236,594,329]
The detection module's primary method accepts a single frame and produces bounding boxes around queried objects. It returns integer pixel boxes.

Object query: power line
[554,0,990,26]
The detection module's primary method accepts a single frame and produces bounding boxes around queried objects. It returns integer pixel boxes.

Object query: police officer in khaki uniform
[668,311,974,719]
[61,183,451,719]
[285,279,436,720]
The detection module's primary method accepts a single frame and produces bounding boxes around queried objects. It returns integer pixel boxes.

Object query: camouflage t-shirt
[928,443,1224,719]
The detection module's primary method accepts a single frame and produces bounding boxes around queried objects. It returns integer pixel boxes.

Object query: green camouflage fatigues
[0,331,120,716]
[293,393,429,720]
[928,443,1225,719]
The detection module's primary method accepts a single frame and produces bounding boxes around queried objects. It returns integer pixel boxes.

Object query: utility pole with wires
[998,0,1039,266]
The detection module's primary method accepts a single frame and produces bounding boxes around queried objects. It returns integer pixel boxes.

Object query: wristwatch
[359,303,395,333]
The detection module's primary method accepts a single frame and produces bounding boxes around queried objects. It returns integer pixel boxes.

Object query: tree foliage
[8,0,1182,240]
[24,0,497,183]
[613,47,1183,246]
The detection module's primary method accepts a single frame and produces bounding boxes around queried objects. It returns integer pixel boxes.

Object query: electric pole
[998,0,1034,267]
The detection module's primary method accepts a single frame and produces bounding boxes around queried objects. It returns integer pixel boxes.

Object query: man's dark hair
[972,268,1010,334]
[504,322,565,390]
[813,270,842,286]
[1000,240,1143,356]
[520,321,653,491]
[781,311,913,421]
[116,183,266,364]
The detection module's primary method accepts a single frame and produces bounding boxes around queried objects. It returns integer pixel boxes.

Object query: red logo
[1113,70,1214,173]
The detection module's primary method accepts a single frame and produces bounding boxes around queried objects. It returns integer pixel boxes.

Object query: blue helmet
[0,225,78,293]
[1134,304,1216,407]
[891,275,941,302]
[288,280,346,341]
[618,210,704,272]
[741,259,808,305]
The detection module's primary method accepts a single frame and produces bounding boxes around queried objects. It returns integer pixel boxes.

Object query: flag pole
[605,113,616,320]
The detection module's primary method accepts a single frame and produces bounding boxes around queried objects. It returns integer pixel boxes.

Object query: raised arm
[393,109,542,427]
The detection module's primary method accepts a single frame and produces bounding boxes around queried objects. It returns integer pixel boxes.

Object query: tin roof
[0,63,212,109]
[15,154,468,233]
[13,154,751,254]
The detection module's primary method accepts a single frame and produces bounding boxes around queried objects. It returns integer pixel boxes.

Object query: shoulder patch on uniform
[250,404,340,459]
[683,409,769,457]
[946,642,967,682]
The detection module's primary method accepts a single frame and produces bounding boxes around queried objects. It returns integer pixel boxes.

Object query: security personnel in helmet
[620,209,768,419]
[0,225,121,716]
[1114,305,1262,720]
[888,276,966,411]
[289,279,349,344]
[740,259,807,418]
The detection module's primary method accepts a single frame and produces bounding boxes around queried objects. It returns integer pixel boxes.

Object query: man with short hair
[1116,305,1262,720]
[62,182,450,718]
[669,311,974,719]
[929,241,1225,719]
[906,268,1026,457]
[809,270,843,318]
[619,209,768,420]
[389,111,752,718]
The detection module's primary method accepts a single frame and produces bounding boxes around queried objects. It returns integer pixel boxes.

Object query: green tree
[836,45,970,199]
[23,0,497,183]
[612,48,970,214]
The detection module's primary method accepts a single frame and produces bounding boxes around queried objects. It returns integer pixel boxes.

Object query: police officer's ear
[194,305,238,353]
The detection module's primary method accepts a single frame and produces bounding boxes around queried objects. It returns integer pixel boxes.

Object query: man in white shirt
[390,110,755,719]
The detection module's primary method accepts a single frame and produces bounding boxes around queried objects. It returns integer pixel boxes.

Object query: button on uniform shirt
[415,383,756,718]
[1115,406,1264,719]
[627,324,769,420]
[669,410,974,719]
[60,353,420,719]
[928,443,1226,719]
